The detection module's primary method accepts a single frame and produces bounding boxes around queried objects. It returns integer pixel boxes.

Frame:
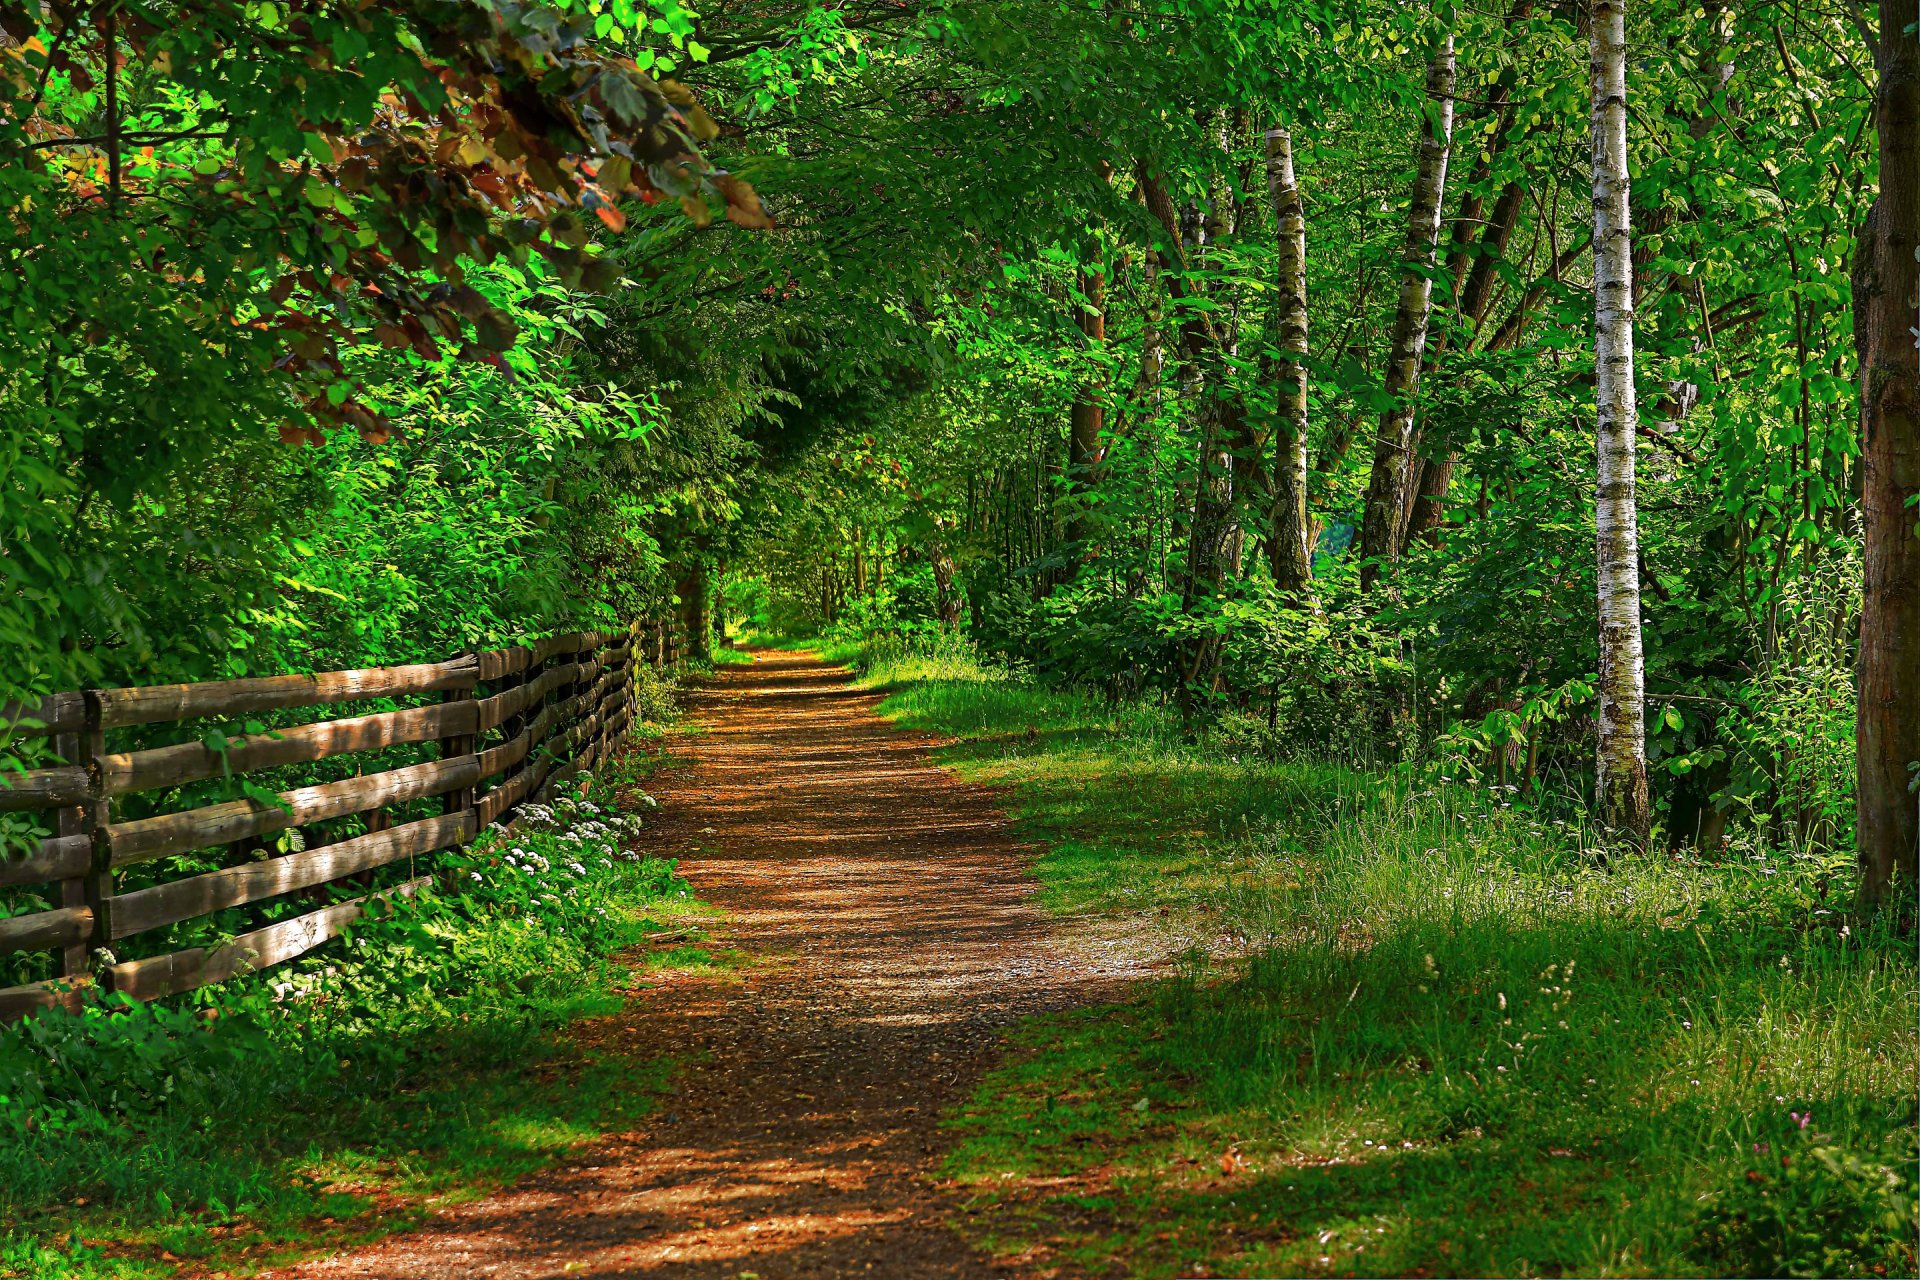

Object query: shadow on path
[276,650,1150,1279]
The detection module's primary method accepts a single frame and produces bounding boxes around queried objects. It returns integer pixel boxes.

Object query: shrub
[1691,1121,1918,1278]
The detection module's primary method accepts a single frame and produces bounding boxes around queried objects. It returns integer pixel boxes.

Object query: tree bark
[1137,156,1248,699]
[1855,0,1920,903]
[1590,0,1652,844]
[1359,33,1456,591]
[678,564,712,663]
[1066,267,1107,553]
[930,542,962,628]
[1404,170,1534,545]
[1265,127,1313,597]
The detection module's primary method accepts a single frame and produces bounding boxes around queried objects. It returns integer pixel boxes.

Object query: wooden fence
[0,617,688,1023]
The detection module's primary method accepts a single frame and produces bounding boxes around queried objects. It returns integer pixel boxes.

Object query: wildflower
[1791,1111,1811,1129]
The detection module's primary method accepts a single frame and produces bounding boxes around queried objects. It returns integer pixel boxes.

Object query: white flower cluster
[459,773,666,916]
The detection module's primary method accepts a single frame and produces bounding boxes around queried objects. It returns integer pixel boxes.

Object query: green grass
[840,641,1919,1278]
[0,754,723,1280]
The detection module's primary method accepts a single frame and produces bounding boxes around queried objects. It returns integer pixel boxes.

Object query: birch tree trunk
[1590,0,1652,843]
[1405,171,1532,545]
[1359,33,1455,591]
[1265,127,1313,597]
[1855,0,1920,902]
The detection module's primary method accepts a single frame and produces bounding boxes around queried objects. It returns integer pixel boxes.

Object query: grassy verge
[836,639,1918,1278]
[0,749,720,1280]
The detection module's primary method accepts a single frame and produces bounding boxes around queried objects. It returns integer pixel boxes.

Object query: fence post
[491,649,529,828]
[77,693,112,989]
[441,666,476,823]
[53,729,87,982]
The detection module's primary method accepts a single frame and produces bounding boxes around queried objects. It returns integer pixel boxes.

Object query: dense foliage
[3,0,1910,887]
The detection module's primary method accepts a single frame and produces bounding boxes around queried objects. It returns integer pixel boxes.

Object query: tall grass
[825,633,1917,1278]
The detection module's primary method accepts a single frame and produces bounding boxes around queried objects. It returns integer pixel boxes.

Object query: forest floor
[273,649,1161,1280]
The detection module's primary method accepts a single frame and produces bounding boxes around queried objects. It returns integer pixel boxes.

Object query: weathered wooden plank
[537,709,602,785]
[0,977,89,1024]
[101,700,478,796]
[525,695,572,748]
[530,632,594,664]
[474,682,535,734]
[92,659,478,730]
[472,659,587,733]
[596,684,630,720]
[110,813,473,939]
[0,693,87,737]
[540,733,597,800]
[0,834,91,888]
[106,754,482,868]
[0,905,93,955]
[476,730,532,781]
[108,878,430,1001]
[475,646,534,682]
[475,759,547,827]
[438,688,476,818]
[535,681,597,747]
[0,765,90,813]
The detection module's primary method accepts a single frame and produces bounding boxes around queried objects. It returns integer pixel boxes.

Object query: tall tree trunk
[1590,0,1652,843]
[1138,156,1246,699]
[1066,267,1107,552]
[679,564,712,663]
[1265,127,1313,597]
[1405,171,1533,545]
[1359,33,1456,591]
[1855,0,1920,903]
[930,542,962,628]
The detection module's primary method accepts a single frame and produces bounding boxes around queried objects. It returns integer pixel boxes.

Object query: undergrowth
[791,632,1920,1279]
[0,749,715,1279]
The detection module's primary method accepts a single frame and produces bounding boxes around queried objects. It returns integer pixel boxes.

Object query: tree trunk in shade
[1066,267,1107,554]
[1855,0,1920,903]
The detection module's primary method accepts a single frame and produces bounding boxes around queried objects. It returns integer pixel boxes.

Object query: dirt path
[280,649,1148,1279]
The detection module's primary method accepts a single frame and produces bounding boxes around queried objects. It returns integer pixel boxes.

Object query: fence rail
[0,616,689,1022]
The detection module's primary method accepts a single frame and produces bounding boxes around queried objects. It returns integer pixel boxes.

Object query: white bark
[1265,127,1313,596]
[1591,0,1652,841]
[1359,32,1455,590]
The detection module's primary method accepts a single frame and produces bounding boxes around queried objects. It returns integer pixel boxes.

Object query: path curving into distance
[278,648,1149,1279]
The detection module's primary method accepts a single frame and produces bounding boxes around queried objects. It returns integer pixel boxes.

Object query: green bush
[1692,1121,1918,1278]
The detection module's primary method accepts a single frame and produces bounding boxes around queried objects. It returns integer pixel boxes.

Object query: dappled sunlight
[278,650,1157,1279]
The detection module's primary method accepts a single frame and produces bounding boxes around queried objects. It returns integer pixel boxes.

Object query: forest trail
[278,649,1149,1279]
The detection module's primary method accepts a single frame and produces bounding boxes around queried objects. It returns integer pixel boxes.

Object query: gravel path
[277,649,1149,1279]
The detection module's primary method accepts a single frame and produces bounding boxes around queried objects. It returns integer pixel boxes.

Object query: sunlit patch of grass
[883,646,1919,1277]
